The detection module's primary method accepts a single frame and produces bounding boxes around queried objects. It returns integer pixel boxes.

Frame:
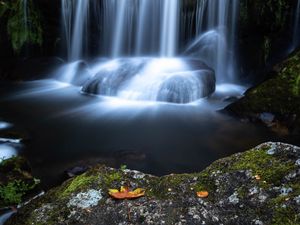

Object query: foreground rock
[6,142,300,225]
[226,49,300,137]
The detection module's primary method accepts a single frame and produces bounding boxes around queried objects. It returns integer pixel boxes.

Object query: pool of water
[0,80,284,188]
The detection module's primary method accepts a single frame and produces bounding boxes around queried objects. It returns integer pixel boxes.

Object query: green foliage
[0,0,43,53]
[0,1,9,17]
[0,180,38,207]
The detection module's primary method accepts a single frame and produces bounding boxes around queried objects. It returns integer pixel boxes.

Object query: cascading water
[59,0,241,104]
[160,0,179,57]
[185,0,239,82]
[62,0,89,61]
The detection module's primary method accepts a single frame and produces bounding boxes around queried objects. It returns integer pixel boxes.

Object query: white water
[112,0,127,57]
[0,144,17,163]
[135,0,161,55]
[58,0,243,102]
[185,0,239,82]
[160,0,179,57]
[62,0,89,61]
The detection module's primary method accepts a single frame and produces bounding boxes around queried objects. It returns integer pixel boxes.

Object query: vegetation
[0,0,42,52]
[0,156,40,207]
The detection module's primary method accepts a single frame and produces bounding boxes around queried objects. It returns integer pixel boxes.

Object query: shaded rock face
[6,142,300,225]
[226,49,300,138]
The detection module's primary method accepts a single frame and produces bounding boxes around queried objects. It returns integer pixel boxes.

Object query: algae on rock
[5,142,300,225]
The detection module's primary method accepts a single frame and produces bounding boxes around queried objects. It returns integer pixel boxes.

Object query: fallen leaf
[197,191,209,198]
[254,175,261,180]
[108,186,145,199]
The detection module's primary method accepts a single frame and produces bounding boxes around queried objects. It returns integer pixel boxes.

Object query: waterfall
[160,0,179,57]
[293,0,300,49]
[62,0,89,61]
[185,0,239,83]
[112,0,127,57]
[135,0,161,56]
[109,0,179,57]
[59,0,240,91]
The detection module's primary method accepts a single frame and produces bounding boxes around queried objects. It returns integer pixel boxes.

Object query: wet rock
[157,70,215,103]
[81,58,215,104]
[82,58,147,96]
[5,142,300,225]
[65,166,89,178]
[259,112,275,125]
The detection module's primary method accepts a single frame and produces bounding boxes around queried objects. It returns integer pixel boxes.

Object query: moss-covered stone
[5,142,300,225]
[0,156,40,208]
[227,49,300,135]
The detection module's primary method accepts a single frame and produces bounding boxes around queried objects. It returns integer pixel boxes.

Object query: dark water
[0,80,282,188]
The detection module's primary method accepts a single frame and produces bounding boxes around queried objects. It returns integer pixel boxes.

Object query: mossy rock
[226,49,300,134]
[5,142,300,225]
[0,156,40,208]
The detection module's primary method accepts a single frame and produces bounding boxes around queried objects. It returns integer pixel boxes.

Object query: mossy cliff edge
[5,142,300,225]
[226,49,300,136]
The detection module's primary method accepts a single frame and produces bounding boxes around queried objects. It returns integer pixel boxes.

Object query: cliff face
[5,142,300,225]
[238,0,295,82]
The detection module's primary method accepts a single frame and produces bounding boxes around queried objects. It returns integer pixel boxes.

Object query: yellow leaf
[108,186,146,199]
[108,189,119,194]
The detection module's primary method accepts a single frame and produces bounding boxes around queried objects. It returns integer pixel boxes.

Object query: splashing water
[58,0,242,103]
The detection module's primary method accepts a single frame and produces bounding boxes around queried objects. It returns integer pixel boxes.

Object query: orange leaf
[108,186,145,200]
[197,191,209,198]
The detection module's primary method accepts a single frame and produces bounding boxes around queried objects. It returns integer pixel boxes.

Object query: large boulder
[82,57,215,104]
[5,142,300,225]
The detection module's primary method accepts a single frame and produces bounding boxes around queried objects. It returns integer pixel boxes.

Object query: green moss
[229,148,295,185]
[272,207,300,225]
[0,180,38,207]
[0,156,40,207]
[60,174,97,197]
[237,186,249,199]
[102,171,122,186]
[230,49,300,120]
[193,172,216,194]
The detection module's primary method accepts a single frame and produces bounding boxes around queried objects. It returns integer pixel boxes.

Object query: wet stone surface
[5,142,300,225]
